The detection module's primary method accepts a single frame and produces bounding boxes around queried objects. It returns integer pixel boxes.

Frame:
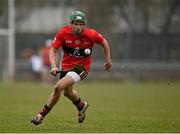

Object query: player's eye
[74,23,78,25]
[74,22,84,26]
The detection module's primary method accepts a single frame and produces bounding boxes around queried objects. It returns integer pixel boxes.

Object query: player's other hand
[50,67,58,76]
[104,61,112,72]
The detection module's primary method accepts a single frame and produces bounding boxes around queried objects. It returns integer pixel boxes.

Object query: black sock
[39,104,52,117]
[73,98,81,106]
[73,98,84,111]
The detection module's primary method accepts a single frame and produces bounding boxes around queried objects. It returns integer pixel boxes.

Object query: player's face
[72,21,85,36]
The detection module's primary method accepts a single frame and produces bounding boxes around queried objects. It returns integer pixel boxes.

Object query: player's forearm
[49,47,58,68]
[102,39,112,63]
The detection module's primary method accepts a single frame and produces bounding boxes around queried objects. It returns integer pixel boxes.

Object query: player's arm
[49,46,59,75]
[101,38,112,72]
[49,29,63,75]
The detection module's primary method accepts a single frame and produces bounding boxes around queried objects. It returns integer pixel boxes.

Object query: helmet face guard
[70,11,87,24]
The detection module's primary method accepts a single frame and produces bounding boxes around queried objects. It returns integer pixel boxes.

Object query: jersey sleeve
[90,29,104,45]
[51,29,64,49]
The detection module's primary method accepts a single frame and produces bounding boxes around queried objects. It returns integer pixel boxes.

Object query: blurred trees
[1,0,180,34]
[162,0,180,33]
[74,0,180,35]
[0,0,8,28]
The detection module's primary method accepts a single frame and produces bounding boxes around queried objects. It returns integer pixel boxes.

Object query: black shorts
[59,65,88,80]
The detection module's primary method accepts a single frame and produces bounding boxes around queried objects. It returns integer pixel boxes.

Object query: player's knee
[64,91,73,97]
[53,83,62,95]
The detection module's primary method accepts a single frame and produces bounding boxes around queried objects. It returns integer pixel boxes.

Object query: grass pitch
[0,80,180,133]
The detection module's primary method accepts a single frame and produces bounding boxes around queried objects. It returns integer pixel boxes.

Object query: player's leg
[63,78,89,123]
[63,85,87,110]
[31,65,89,125]
[46,76,74,108]
[31,75,74,125]
[64,85,79,102]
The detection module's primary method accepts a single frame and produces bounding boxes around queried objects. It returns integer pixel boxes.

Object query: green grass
[0,81,180,133]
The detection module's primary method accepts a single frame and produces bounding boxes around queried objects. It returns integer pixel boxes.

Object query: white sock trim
[66,71,81,82]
